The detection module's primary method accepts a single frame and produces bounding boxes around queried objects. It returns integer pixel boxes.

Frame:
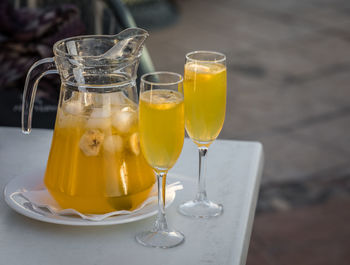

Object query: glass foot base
[136,229,184,248]
[178,200,223,218]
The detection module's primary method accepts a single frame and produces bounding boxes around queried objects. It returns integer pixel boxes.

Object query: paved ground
[249,174,350,264]
[145,0,350,184]
[140,0,350,263]
[247,197,350,265]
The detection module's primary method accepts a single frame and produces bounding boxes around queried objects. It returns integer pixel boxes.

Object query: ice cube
[62,92,93,116]
[57,111,71,128]
[186,62,211,73]
[210,63,226,74]
[64,101,84,115]
[57,109,84,128]
[186,62,225,74]
[86,107,112,130]
[79,129,104,156]
[112,107,136,133]
[104,135,123,153]
[129,133,140,155]
[154,91,180,103]
[90,107,111,118]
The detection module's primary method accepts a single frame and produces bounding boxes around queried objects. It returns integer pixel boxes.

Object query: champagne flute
[136,72,185,248]
[178,51,226,218]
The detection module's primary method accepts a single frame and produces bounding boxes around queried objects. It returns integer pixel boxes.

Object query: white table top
[0,127,263,265]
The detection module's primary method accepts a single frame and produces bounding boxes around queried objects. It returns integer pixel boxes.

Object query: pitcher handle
[22,57,58,134]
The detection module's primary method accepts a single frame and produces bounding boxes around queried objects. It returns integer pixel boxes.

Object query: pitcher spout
[102,28,149,60]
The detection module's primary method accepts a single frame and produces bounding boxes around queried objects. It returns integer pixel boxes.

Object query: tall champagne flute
[178,51,226,218]
[136,72,185,248]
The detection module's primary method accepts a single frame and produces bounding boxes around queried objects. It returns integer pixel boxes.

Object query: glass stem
[196,147,208,202]
[153,171,168,232]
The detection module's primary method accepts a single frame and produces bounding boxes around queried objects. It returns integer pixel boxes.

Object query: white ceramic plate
[4,172,177,226]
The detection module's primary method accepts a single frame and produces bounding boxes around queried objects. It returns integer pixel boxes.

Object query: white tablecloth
[0,127,263,265]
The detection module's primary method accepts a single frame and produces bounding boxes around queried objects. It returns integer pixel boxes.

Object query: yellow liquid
[184,62,226,146]
[139,89,185,171]
[44,89,155,214]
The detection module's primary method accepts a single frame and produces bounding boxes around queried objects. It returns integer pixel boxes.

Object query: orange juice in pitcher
[22,28,155,213]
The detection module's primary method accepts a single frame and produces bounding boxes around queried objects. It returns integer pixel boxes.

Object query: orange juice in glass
[184,62,226,145]
[136,72,185,248]
[179,51,227,218]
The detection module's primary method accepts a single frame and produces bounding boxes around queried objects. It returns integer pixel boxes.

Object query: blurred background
[1,0,350,264]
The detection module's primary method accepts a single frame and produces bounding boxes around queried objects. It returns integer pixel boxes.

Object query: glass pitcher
[22,28,156,214]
